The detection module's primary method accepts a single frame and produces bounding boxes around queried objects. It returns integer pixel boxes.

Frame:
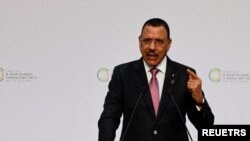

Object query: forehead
[141,25,168,38]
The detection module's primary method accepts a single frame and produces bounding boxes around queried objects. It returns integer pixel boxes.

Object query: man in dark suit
[98,18,214,141]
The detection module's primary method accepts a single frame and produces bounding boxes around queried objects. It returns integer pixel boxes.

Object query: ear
[167,38,172,50]
[138,35,142,41]
[138,35,142,46]
[168,38,172,45]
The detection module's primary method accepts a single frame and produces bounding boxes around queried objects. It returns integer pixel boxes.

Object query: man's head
[139,18,172,67]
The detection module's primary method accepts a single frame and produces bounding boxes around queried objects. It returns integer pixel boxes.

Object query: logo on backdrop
[97,68,110,82]
[0,67,38,82]
[0,68,4,81]
[209,68,250,83]
[209,68,221,82]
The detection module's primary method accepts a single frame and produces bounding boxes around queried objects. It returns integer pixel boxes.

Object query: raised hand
[187,69,204,105]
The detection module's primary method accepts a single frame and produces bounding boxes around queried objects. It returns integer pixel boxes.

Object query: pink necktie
[149,68,160,116]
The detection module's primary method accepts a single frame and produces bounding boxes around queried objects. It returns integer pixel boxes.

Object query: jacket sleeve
[187,92,215,130]
[185,68,214,130]
[98,66,123,141]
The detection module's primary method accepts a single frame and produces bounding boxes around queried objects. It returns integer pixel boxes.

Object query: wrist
[195,97,205,106]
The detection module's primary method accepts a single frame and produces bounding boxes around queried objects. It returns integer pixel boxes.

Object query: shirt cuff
[196,97,205,111]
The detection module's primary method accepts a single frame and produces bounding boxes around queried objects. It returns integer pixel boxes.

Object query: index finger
[187,69,198,79]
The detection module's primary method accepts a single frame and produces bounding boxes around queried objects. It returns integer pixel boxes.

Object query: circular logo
[97,68,110,82]
[209,68,221,82]
[0,68,4,81]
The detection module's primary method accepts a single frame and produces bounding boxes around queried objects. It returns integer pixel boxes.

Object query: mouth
[146,52,158,59]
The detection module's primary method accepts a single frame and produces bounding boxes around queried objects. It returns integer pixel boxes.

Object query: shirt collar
[143,56,167,74]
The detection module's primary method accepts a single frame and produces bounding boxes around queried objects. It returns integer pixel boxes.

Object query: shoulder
[168,57,196,73]
[113,58,143,72]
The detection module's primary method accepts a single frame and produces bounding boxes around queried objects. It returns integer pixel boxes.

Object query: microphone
[120,87,146,141]
[169,73,194,141]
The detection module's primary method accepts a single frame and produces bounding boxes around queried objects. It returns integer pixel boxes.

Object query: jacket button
[153,130,158,135]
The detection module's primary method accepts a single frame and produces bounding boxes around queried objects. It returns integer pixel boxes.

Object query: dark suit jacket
[98,57,214,141]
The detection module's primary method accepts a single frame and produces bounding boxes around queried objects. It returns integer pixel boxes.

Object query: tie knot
[150,68,159,76]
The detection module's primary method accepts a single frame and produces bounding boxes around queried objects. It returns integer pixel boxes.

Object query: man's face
[139,25,172,67]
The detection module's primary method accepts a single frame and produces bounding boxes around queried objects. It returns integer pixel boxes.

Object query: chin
[146,61,158,67]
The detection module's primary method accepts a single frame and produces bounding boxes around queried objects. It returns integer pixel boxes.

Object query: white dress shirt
[143,56,167,99]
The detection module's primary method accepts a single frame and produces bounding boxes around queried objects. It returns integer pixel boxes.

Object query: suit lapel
[157,57,178,119]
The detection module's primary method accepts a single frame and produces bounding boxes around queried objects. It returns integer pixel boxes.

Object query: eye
[155,39,164,44]
[142,38,152,44]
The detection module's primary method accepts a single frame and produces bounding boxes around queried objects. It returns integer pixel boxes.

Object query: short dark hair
[141,18,170,39]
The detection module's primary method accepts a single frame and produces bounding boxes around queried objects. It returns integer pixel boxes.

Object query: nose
[148,41,156,50]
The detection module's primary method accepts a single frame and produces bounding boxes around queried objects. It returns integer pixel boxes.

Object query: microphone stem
[120,88,145,141]
[171,95,194,141]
